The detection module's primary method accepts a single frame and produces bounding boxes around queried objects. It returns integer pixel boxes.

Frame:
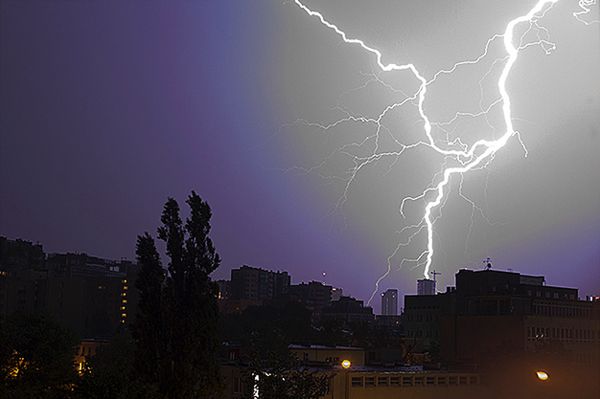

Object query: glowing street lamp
[536,370,549,381]
[341,359,352,369]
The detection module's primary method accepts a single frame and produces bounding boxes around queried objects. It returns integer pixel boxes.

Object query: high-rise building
[404,268,600,375]
[417,278,436,295]
[381,289,398,316]
[230,265,290,301]
[289,281,332,311]
[0,236,139,339]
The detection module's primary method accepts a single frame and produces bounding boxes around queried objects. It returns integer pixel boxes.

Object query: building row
[0,236,139,339]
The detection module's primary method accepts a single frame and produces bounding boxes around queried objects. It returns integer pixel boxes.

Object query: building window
[414,376,424,385]
[449,376,458,385]
[351,377,363,387]
[437,376,447,385]
[402,377,413,386]
[390,376,400,386]
[426,376,435,385]
[378,377,388,386]
[365,377,375,387]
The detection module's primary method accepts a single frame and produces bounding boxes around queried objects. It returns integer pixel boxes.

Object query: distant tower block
[417,278,436,295]
[381,289,398,316]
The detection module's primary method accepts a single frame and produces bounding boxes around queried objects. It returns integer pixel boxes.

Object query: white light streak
[291,0,594,302]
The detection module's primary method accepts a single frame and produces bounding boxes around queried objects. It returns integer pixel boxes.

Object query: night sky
[2,0,599,311]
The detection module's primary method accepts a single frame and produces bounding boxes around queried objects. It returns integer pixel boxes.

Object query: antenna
[483,257,492,271]
[430,270,441,283]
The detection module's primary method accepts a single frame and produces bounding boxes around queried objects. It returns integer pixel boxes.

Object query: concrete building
[0,236,139,339]
[230,265,290,301]
[289,281,332,312]
[405,268,600,381]
[221,345,484,399]
[417,279,436,296]
[321,296,374,325]
[381,289,398,316]
[331,287,343,301]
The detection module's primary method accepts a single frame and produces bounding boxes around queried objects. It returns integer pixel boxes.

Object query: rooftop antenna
[483,257,492,271]
[430,270,441,283]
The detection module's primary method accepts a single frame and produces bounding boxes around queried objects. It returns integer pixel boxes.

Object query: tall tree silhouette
[133,192,221,399]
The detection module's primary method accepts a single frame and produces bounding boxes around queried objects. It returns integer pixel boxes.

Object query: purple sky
[1,1,599,311]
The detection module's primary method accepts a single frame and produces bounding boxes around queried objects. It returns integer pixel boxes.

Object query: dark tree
[132,233,164,385]
[133,192,222,399]
[76,332,156,399]
[0,313,77,399]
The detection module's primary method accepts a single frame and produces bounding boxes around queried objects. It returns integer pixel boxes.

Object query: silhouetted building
[381,289,398,316]
[45,253,139,338]
[417,278,436,295]
[216,279,231,299]
[331,287,343,301]
[289,280,332,311]
[405,268,600,375]
[321,296,374,324]
[0,236,139,339]
[230,265,290,301]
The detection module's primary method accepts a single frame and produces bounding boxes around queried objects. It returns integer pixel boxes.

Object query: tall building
[289,281,332,311]
[230,265,290,301]
[0,236,139,339]
[404,268,600,378]
[321,296,374,324]
[417,279,436,295]
[381,289,398,316]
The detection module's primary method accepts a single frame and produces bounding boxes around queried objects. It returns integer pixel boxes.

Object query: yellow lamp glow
[536,371,549,381]
[341,359,351,369]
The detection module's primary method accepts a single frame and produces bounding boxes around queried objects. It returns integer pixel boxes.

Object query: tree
[133,192,222,399]
[76,331,156,399]
[132,233,164,386]
[0,313,78,399]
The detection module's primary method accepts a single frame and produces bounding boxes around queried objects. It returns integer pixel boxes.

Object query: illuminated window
[122,299,128,304]
[121,313,127,318]
[123,286,128,290]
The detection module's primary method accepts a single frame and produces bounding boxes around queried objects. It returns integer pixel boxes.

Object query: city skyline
[1,0,599,310]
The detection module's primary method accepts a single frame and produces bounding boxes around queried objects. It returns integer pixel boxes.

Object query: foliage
[0,313,78,399]
[243,344,330,399]
[132,192,222,399]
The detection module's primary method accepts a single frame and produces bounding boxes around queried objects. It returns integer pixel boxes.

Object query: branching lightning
[290,0,596,303]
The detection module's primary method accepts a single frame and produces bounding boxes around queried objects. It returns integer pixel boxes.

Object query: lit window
[121,313,127,318]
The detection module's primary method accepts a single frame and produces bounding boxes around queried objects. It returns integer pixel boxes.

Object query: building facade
[381,289,398,316]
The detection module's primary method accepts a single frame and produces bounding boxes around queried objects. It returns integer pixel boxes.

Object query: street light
[536,370,549,381]
[341,359,352,369]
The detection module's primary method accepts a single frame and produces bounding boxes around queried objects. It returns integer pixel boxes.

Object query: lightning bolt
[290,0,595,303]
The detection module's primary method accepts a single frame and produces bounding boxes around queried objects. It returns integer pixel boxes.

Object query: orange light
[341,360,351,369]
[536,371,549,381]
